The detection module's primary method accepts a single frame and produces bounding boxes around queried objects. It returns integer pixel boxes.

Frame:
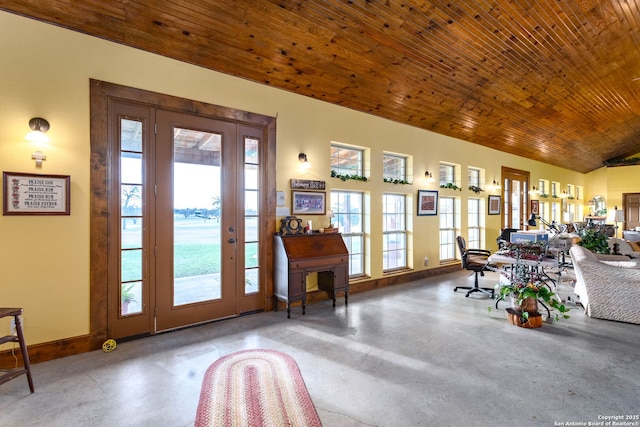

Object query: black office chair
[454,235,496,298]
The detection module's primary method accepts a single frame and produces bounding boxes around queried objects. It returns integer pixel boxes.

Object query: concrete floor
[1,270,638,427]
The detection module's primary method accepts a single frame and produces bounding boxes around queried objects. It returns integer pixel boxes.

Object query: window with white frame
[331,191,365,277]
[551,202,559,223]
[382,194,407,271]
[439,197,456,261]
[330,144,363,177]
[566,203,576,223]
[566,184,574,199]
[576,186,583,201]
[439,163,455,186]
[383,153,407,182]
[577,203,584,221]
[551,181,559,198]
[537,201,548,230]
[467,198,481,249]
[468,167,480,188]
[539,179,548,196]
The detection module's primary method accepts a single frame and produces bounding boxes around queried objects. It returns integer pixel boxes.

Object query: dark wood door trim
[90,79,276,349]
[501,166,531,230]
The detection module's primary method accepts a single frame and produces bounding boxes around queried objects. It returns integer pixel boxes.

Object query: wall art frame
[417,190,438,216]
[488,194,501,215]
[292,190,326,215]
[530,199,539,215]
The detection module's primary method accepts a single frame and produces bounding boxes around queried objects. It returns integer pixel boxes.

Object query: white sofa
[607,238,640,259]
[570,245,640,324]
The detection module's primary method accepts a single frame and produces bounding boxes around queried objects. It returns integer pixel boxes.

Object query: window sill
[383,267,413,276]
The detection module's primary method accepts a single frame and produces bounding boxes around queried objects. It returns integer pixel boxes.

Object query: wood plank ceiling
[3,0,640,173]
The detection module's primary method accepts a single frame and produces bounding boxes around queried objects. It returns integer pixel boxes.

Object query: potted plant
[121,283,137,314]
[498,280,570,326]
[497,243,570,327]
[577,225,610,254]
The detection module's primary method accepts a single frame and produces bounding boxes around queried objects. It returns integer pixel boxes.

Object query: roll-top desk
[273,233,349,318]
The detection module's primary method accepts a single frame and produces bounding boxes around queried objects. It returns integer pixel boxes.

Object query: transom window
[383,194,407,271]
[468,168,480,188]
[439,163,455,186]
[331,191,365,277]
[331,144,363,177]
[383,153,407,182]
[539,179,548,196]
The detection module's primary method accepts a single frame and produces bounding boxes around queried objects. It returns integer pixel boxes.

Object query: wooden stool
[0,308,34,393]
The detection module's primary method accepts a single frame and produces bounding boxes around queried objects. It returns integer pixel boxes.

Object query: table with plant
[495,242,570,328]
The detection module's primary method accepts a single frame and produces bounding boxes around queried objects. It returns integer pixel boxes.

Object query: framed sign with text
[290,179,326,190]
[3,172,71,215]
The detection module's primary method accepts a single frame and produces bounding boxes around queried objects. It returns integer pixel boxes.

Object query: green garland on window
[468,185,484,194]
[440,182,462,191]
[331,170,368,182]
[383,177,411,185]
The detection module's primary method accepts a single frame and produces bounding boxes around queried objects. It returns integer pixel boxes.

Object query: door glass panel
[121,119,143,152]
[121,184,142,216]
[245,164,258,189]
[245,217,258,241]
[121,154,142,184]
[121,218,142,249]
[245,242,258,268]
[121,249,142,282]
[244,137,260,295]
[245,268,259,294]
[119,118,145,318]
[510,180,521,229]
[245,190,258,215]
[121,281,142,316]
[173,128,222,306]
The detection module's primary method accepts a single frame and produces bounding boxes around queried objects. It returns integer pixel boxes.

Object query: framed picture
[488,195,501,215]
[530,199,539,215]
[292,190,326,215]
[417,190,438,216]
[3,172,71,215]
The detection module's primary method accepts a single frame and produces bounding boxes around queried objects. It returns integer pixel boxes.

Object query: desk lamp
[527,214,559,231]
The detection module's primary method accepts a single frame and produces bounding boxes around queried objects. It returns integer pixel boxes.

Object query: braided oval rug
[195,349,322,427]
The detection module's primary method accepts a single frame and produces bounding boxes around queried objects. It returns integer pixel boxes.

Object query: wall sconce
[424,171,435,183]
[26,117,50,143]
[298,153,311,169]
[492,180,501,190]
[530,186,538,195]
[26,117,50,167]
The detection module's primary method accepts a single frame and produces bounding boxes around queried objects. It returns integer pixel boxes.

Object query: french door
[502,167,531,231]
[107,102,267,338]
